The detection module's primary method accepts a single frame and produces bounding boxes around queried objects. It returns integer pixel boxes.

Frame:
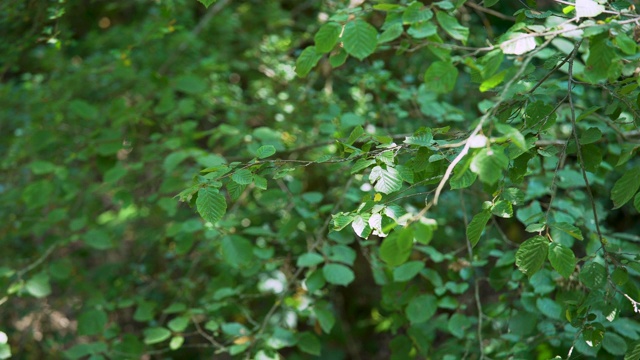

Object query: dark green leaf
[611,167,640,209]
[322,263,355,286]
[379,227,413,266]
[315,22,342,53]
[393,261,425,282]
[515,236,549,277]
[424,61,458,94]
[548,242,576,278]
[296,46,322,77]
[405,294,437,324]
[436,12,469,44]
[297,332,321,355]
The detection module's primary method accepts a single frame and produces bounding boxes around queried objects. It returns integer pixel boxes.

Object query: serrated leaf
[424,61,458,94]
[369,166,403,194]
[548,242,576,278]
[576,0,605,17]
[436,12,468,44]
[393,261,425,282]
[515,236,549,277]
[256,145,276,159]
[322,263,355,286]
[549,222,583,240]
[378,22,403,44]
[470,147,509,185]
[330,48,348,68]
[351,159,376,174]
[196,188,227,224]
[232,169,253,185]
[404,130,433,147]
[342,20,378,60]
[332,212,355,231]
[611,167,640,209]
[315,22,342,53]
[379,227,413,266]
[625,341,640,360]
[143,327,171,345]
[296,46,322,77]
[467,210,491,247]
[226,181,247,201]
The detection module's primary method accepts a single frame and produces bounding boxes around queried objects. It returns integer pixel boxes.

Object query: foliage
[2,0,640,359]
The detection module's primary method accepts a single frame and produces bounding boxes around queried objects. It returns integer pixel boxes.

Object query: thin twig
[466,1,516,21]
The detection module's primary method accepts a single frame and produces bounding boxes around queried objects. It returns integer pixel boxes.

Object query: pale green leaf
[611,167,640,209]
[436,12,468,44]
[424,61,458,94]
[342,20,378,60]
[315,22,342,53]
[515,236,549,277]
[25,272,52,298]
[143,327,171,345]
[467,210,491,247]
[470,147,509,185]
[256,145,276,159]
[369,166,403,194]
[576,0,605,17]
[548,242,576,278]
[196,188,227,224]
[322,263,354,286]
[169,336,184,350]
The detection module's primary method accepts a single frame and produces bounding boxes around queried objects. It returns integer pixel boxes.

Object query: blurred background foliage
[1,0,640,359]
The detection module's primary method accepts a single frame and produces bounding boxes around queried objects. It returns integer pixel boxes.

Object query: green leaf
[256,145,276,159]
[330,48,348,68]
[297,252,325,267]
[25,272,52,298]
[491,200,513,218]
[393,261,425,282]
[220,235,254,269]
[369,165,403,194]
[585,34,617,83]
[407,22,437,39]
[494,123,526,151]
[470,147,509,185]
[634,193,640,212]
[378,22,403,44]
[78,309,108,336]
[616,32,637,55]
[379,227,413,266]
[196,188,227,224]
[548,242,576,278]
[448,313,471,339]
[405,294,437,324]
[315,22,342,53]
[167,316,190,332]
[436,12,469,44]
[143,327,172,345]
[404,129,433,147]
[342,20,378,60]
[466,210,491,247]
[611,167,640,209]
[515,236,549,277]
[297,332,321,355]
[197,0,217,8]
[479,70,506,92]
[580,127,602,144]
[626,341,640,360]
[296,46,322,77]
[612,267,629,286]
[322,263,355,286]
[549,222,583,240]
[232,169,253,185]
[603,332,628,355]
[579,262,607,289]
[169,336,184,350]
[424,61,458,94]
[403,2,433,24]
[314,307,335,333]
[84,229,114,250]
